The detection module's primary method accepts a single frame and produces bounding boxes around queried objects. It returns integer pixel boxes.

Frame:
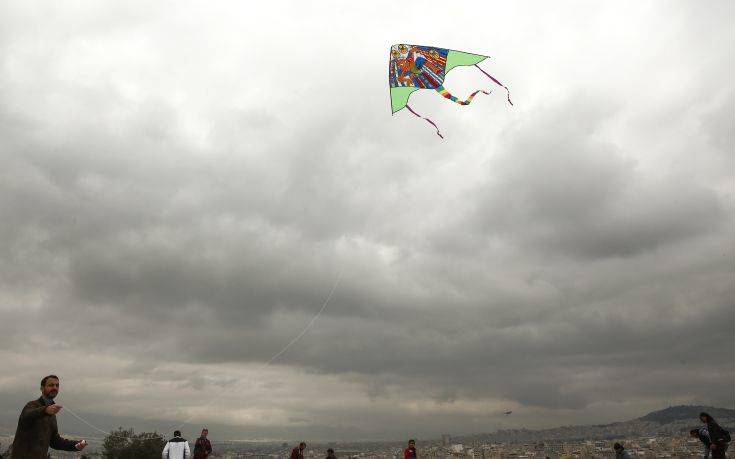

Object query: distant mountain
[638,405,735,424]
[457,405,735,443]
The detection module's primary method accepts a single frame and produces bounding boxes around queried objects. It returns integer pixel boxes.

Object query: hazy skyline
[1,0,734,441]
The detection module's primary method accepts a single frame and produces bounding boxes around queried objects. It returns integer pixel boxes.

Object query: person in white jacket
[163,430,191,459]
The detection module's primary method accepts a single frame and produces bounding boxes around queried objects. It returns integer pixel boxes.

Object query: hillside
[638,405,735,424]
[458,405,735,443]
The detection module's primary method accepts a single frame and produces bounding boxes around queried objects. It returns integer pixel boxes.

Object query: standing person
[162,430,191,459]
[404,439,418,459]
[291,442,307,459]
[691,428,712,459]
[11,375,87,458]
[613,443,631,459]
[193,428,212,459]
[700,412,731,459]
[326,448,338,459]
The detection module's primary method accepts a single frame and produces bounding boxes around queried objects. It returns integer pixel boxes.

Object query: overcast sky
[1,0,735,443]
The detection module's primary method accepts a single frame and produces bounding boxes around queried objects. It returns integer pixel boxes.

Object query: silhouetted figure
[162,430,191,459]
[193,428,212,459]
[326,447,338,459]
[700,412,730,459]
[613,443,631,459]
[291,442,307,459]
[11,375,87,458]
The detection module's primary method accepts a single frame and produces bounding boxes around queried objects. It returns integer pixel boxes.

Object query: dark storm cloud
[469,98,724,260]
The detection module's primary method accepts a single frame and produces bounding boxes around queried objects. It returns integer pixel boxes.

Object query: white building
[450,444,464,454]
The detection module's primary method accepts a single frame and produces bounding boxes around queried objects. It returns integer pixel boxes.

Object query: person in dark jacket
[193,428,212,459]
[691,428,712,458]
[290,442,306,459]
[700,412,730,459]
[404,439,418,459]
[11,375,86,458]
[326,447,338,459]
[613,443,631,459]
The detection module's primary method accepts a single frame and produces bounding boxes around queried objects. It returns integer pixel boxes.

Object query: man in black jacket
[11,375,87,458]
[700,412,730,459]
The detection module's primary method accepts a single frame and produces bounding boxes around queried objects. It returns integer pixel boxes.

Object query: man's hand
[44,405,62,415]
[76,440,87,450]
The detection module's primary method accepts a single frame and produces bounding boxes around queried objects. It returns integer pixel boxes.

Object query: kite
[388,44,512,138]
[504,411,513,415]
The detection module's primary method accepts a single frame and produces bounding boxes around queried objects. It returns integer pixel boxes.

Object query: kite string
[63,405,115,437]
[405,104,444,139]
[171,269,343,431]
[59,270,343,440]
[474,64,513,106]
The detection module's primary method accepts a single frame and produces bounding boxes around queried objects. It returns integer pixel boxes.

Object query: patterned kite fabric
[390,44,449,89]
[435,86,491,105]
[388,44,512,138]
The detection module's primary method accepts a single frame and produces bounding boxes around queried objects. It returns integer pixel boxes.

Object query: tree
[102,427,166,458]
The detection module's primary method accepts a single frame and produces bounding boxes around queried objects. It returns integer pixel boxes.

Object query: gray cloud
[469,97,724,260]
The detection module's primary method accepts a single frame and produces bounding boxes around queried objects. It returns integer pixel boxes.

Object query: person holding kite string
[11,375,87,458]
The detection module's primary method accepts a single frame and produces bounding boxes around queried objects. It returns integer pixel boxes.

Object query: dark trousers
[712,443,728,459]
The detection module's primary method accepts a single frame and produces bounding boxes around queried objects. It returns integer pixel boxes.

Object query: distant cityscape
[180,432,730,459]
[18,434,721,459]
[1,405,731,458]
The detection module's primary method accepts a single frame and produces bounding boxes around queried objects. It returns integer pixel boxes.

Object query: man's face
[409,442,415,449]
[202,430,208,438]
[41,378,60,399]
[299,443,306,451]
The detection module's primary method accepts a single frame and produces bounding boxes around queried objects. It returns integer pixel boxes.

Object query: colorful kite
[389,44,512,138]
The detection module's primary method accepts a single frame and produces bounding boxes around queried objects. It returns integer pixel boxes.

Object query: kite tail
[405,104,444,139]
[475,64,513,106]
[435,85,491,105]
